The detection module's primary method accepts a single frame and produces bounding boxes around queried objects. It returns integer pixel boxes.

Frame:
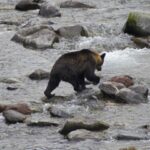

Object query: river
[0,0,150,150]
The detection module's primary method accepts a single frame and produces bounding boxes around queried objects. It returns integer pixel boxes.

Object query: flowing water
[0,0,150,150]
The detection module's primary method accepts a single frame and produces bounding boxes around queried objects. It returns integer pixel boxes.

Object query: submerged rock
[29,69,49,80]
[123,12,150,36]
[59,119,109,136]
[11,25,59,49]
[115,133,147,141]
[0,77,21,84]
[15,0,41,11]
[3,110,26,124]
[55,25,88,38]
[110,75,134,87]
[119,146,137,150]
[60,1,95,9]
[27,118,59,127]
[132,37,150,48]
[39,4,61,18]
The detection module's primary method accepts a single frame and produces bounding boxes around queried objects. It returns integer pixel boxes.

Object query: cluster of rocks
[11,0,94,49]
[99,75,149,104]
[15,0,95,11]
[123,12,150,48]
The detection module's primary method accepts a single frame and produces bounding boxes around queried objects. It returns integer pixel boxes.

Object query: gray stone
[39,4,61,18]
[99,81,125,97]
[123,12,150,36]
[68,129,108,141]
[129,84,149,98]
[11,25,59,49]
[3,110,26,124]
[49,106,73,118]
[29,69,49,80]
[56,25,88,38]
[116,88,148,103]
[60,1,95,9]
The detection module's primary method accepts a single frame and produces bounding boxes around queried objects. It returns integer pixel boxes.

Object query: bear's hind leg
[44,76,60,99]
[78,74,86,90]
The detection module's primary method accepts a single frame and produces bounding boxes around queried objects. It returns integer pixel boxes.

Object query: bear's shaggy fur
[44,49,106,98]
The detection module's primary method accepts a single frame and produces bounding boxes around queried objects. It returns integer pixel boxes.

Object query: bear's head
[95,53,106,71]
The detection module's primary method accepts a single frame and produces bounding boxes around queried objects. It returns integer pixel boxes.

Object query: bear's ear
[100,53,106,60]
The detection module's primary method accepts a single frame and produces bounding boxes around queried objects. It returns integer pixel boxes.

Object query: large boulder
[29,69,49,80]
[60,1,95,9]
[11,25,59,49]
[123,12,150,36]
[56,25,88,38]
[3,110,26,124]
[15,0,41,11]
[39,4,61,18]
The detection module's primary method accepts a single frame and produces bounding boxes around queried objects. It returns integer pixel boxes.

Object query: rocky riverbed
[0,0,150,150]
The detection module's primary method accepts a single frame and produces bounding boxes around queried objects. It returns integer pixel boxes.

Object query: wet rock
[0,77,21,84]
[11,25,59,49]
[39,4,61,18]
[132,37,150,48]
[48,106,73,118]
[29,69,49,80]
[116,88,148,103]
[119,146,137,150]
[55,25,88,38]
[59,120,109,136]
[3,110,26,124]
[115,133,147,141]
[123,12,150,36]
[5,103,32,115]
[68,129,108,141]
[27,118,59,127]
[110,75,134,87]
[60,1,95,9]
[99,81,125,97]
[129,84,149,99]
[6,86,18,90]
[0,103,32,114]
[15,0,41,11]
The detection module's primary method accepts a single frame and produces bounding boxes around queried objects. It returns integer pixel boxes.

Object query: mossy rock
[123,12,150,36]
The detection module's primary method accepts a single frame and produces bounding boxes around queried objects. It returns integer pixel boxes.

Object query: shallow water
[0,0,150,150]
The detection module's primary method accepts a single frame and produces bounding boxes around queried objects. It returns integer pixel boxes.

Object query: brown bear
[44,49,106,98]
